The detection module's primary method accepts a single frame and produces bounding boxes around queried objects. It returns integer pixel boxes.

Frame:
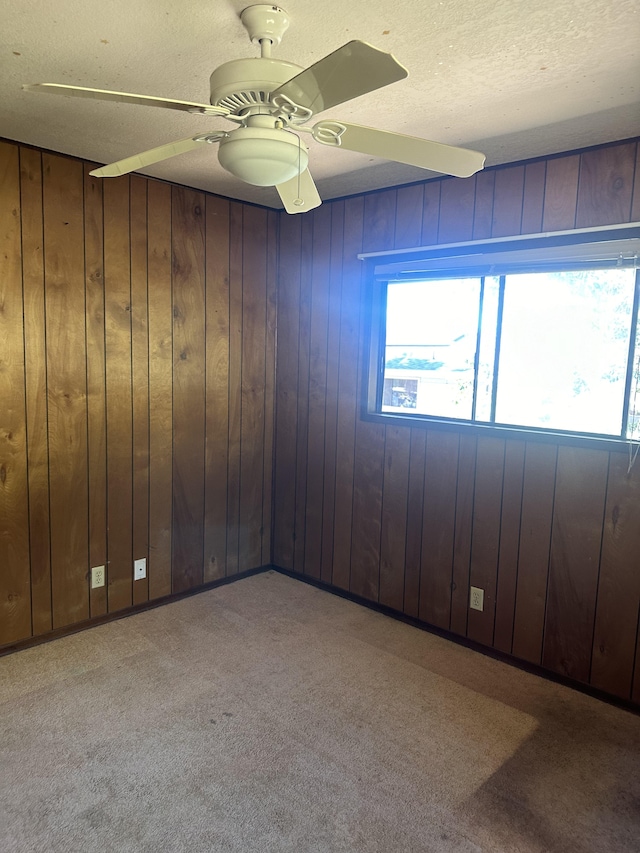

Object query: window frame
[361,224,640,452]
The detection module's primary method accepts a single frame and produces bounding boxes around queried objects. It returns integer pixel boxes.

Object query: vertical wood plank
[239,206,267,571]
[576,142,636,228]
[472,170,495,240]
[450,433,476,635]
[491,165,524,237]
[467,437,505,647]
[130,177,149,606]
[171,186,206,592]
[20,146,52,635]
[293,214,314,571]
[437,177,476,243]
[395,184,424,248]
[493,439,525,654]
[350,420,385,601]
[147,180,172,599]
[421,181,441,245]
[521,160,546,234]
[273,214,301,569]
[204,195,230,582]
[83,165,107,619]
[226,203,244,575]
[403,428,426,618]
[419,431,459,629]
[320,202,345,585]
[363,188,396,251]
[631,142,640,222]
[103,176,133,612]
[262,211,278,567]
[590,452,640,698]
[304,206,332,579]
[0,141,32,645]
[634,627,640,706]
[349,191,395,601]
[379,425,410,611]
[43,153,89,628]
[541,155,579,231]
[511,443,557,664]
[543,446,608,683]
[332,196,364,590]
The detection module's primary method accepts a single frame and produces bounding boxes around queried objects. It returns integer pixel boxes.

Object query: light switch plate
[134,557,147,581]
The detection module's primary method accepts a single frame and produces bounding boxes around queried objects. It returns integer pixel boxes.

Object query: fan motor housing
[209,57,303,113]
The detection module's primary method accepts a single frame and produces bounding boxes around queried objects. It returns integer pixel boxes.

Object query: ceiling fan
[23,4,486,214]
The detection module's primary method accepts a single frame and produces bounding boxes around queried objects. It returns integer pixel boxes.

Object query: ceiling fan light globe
[218,126,307,187]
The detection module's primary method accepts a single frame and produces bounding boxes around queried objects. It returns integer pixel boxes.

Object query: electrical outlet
[91,565,105,589]
[470,586,484,611]
[134,557,147,581]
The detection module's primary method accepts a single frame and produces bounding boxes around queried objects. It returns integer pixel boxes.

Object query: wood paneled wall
[273,138,640,705]
[0,141,276,647]
[3,135,640,707]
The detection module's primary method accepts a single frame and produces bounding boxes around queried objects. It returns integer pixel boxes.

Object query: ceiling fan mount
[23,4,486,214]
[239,4,291,47]
[208,7,305,121]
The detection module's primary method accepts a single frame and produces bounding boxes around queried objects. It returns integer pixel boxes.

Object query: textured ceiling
[3,0,640,209]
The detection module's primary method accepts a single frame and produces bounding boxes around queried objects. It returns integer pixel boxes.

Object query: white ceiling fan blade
[271,41,407,117]
[313,121,486,178]
[22,83,229,116]
[89,134,223,178]
[276,169,322,214]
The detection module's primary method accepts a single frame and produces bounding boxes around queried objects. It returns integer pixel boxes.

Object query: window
[363,225,640,444]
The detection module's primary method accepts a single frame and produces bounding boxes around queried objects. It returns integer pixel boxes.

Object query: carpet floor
[1,570,639,852]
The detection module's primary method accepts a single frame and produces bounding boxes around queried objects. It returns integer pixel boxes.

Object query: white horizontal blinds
[358,224,640,280]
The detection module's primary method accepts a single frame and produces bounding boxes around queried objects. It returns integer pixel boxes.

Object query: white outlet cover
[134,557,147,581]
[91,565,105,589]
[470,586,484,612]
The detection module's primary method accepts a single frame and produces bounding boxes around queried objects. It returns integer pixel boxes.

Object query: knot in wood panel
[611,504,620,529]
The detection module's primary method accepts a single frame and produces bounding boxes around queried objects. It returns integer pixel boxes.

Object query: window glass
[383,279,481,420]
[379,266,639,440]
[495,269,634,435]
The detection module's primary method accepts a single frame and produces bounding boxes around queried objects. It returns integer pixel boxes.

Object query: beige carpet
[1,571,638,853]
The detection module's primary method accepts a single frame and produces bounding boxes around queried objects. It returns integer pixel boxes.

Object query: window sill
[362,408,637,454]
